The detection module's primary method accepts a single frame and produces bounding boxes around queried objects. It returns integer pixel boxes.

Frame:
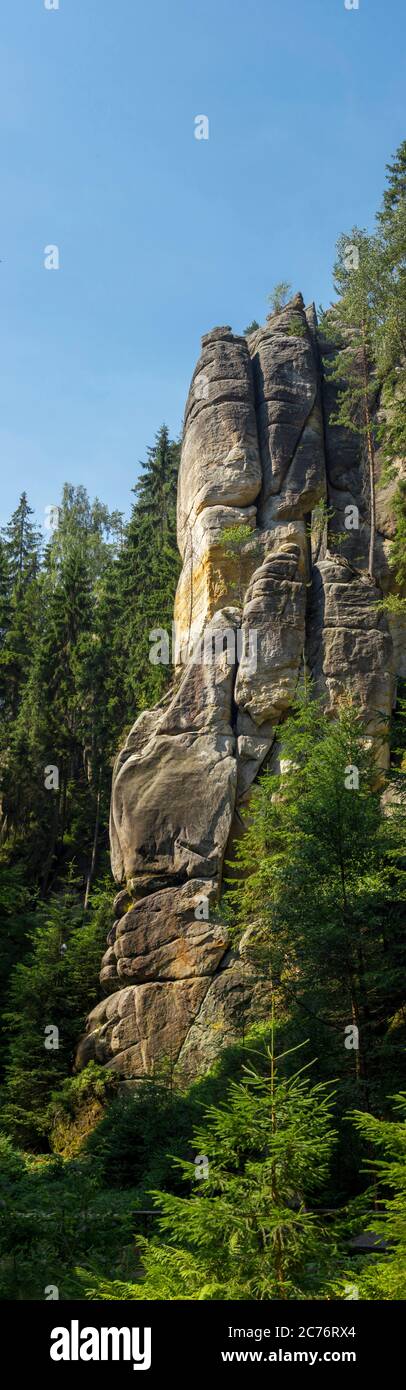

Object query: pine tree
[0,539,11,645]
[334,1095,406,1300]
[1,882,109,1147]
[321,231,380,578]
[0,464,180,886]
[0,539,13,779]
[0,497,42,744]
[80,1024,342,1301]
[375,142,406,604]
[267,282,292,316]
[0,487,121,885]
[387,479,406,596]
[113,425,180,714]
[1,493,41,586]
[133,425,179,542]
[0,864,35,1075]
[378,139,406,345]
[377,141,406,441]
[228,696,406,1113]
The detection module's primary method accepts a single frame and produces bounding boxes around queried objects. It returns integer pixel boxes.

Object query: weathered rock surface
[252,295,326,526]
[110,610,238,885]
[78,296,402,1084]
[235,541,307,725]
[178,327,262,531]
[173,945,274,1084]
[174,327,262,659]
[114,881,225,983]
[78,979,211,1078]
[307,557,394,760]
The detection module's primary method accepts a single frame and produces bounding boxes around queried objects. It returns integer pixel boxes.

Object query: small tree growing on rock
[221,524,261,608]
[267,281,292,316]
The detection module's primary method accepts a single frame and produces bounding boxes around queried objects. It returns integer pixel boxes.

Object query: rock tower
[78,295,404,1082]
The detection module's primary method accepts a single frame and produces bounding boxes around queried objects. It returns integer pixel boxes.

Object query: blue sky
[0,0,405,529]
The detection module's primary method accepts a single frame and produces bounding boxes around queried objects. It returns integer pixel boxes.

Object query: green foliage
[388,480,406,592]
[389,679,406,773]
[285,315,307,337]
[0,883,110,1147]
[221,524,261,606]
[0,1140,141,1300]
[306,500,346,550]
[0,428,180,892]
[320,230,379,575]
[243,320,259,336]
[112,424,180,713]
[1,493,42,587]
[80,1029,344,1302]
[267,281,292,315]
[50,1061,116,1118]
[84,1027,273,1194]
[376,140,406,381]
[0,863,35,1072]
[332,1094,406,1300]
[375,592,406,615]
[227,696,406,1121]
[221,524,254,546]
[1,488,121,884]
[321,140,406,581]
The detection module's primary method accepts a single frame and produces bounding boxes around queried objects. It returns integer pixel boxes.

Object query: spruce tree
[113,425,180,713]
[1,492,41,586]
[334,1095,406,1300]
[134,424,179,542]
[322,231,380,578]
[375,141,406,602]
[229,696,406,1113]
[0,486,121,885]
[81,1024,342,1301]
[377,138,406,361]
[0,498,42,745]
[1,883,109,1147]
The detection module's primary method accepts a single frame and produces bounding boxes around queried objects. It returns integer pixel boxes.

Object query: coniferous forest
[0,146,405,1304]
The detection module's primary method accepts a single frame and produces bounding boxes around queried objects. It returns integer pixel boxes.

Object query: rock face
[235,541,307,725]
[175,325,262,661]
[307,558,394,756]
[78,295,402,1084]
[109,611,237,886]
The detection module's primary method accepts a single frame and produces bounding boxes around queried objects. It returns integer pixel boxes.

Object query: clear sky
[1,0,405,530]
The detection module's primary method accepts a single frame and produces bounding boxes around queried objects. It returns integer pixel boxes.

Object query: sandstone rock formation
[78,294,402,1084]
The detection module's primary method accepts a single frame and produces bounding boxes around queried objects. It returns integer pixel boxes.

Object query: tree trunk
[0,814,8,846]
[41,791,60,895]
[366,423,376,581]
[84,771,102,910]
[269,1002,286,1298]
[362,344,376,580]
